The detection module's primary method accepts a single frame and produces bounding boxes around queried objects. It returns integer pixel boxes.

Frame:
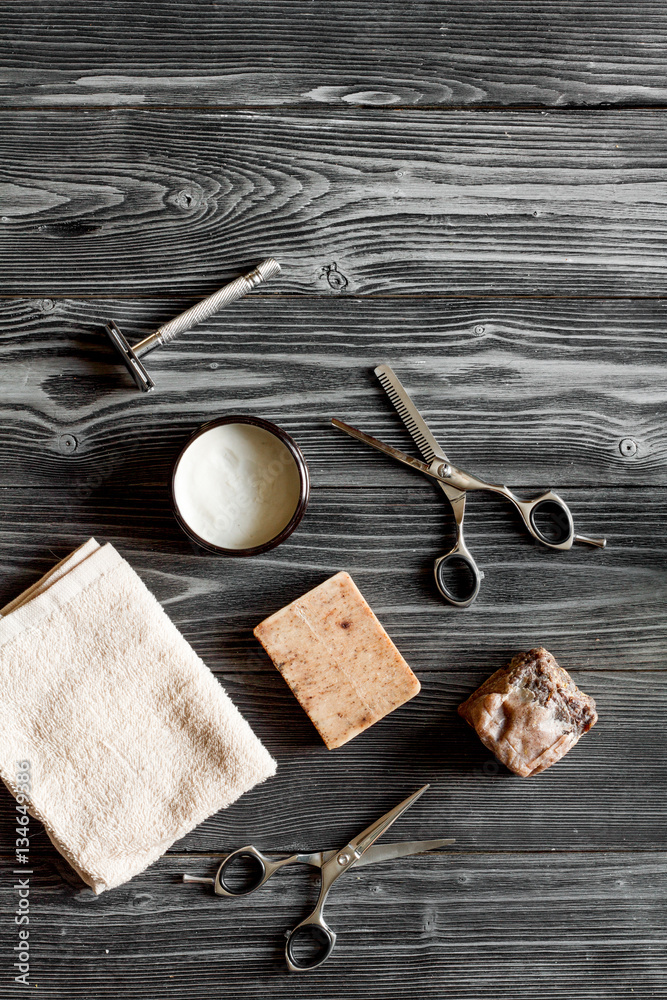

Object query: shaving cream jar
[171,416,309,555]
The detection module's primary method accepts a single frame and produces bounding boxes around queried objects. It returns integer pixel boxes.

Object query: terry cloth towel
[0,539,276,893]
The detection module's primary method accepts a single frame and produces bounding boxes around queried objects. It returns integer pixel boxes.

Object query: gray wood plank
[4,110,667,295]
[0,4,665,997]
[1,296,665,486]
[0,853,663,999]
[0,486,663,673]
[0,666,663,851]
[2,1,667,109]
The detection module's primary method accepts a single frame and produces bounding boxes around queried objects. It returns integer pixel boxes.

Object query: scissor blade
[347,785,430,861]
[354,838,455,867]
[302,838,455,870]
[375,364,449,465]
[332,419,436,479]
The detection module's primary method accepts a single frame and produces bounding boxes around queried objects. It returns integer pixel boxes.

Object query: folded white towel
[0,539,276,893]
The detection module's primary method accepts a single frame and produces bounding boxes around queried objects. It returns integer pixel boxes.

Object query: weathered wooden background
[0,3,665,998]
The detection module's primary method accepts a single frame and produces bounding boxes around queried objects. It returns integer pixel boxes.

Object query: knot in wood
[619,438,637,457]
[169,186,201,212]
[58,434,78,455]
[319,262,349,291]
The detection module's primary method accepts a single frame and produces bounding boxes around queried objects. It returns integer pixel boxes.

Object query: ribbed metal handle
[133,258,280,357]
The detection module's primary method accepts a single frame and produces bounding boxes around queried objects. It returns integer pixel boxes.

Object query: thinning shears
[333,364,606,608]
[182,784,453,972]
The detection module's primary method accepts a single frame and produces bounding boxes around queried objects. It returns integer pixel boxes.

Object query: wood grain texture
[1,7,666,997]
[0,296,665,486]
[4,110,667,295]
[0,667,663,852]
[0,853,664,999]
[3,1,667,109]
[0,487,663,674]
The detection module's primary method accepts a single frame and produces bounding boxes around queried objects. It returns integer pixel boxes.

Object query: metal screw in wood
[104,258,281,392]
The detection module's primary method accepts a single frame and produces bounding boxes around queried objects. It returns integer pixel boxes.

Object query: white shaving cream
[174,422,302,550]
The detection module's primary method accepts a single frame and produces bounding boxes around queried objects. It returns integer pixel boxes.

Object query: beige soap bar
[254,572,421,749]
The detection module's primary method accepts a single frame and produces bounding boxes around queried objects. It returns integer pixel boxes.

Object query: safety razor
[104,257,281,391]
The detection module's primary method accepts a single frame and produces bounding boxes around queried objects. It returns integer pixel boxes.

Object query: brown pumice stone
[457,647,597,777]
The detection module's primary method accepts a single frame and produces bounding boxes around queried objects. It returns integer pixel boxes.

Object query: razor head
[103,320,155,392]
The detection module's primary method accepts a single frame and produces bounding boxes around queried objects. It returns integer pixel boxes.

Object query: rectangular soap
[254,571,421,749]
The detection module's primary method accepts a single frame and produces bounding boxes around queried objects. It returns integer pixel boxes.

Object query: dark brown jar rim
[171,415,310,556]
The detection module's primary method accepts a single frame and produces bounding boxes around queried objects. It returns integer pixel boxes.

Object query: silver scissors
[182,784,454,972]
[333,364,606,608]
